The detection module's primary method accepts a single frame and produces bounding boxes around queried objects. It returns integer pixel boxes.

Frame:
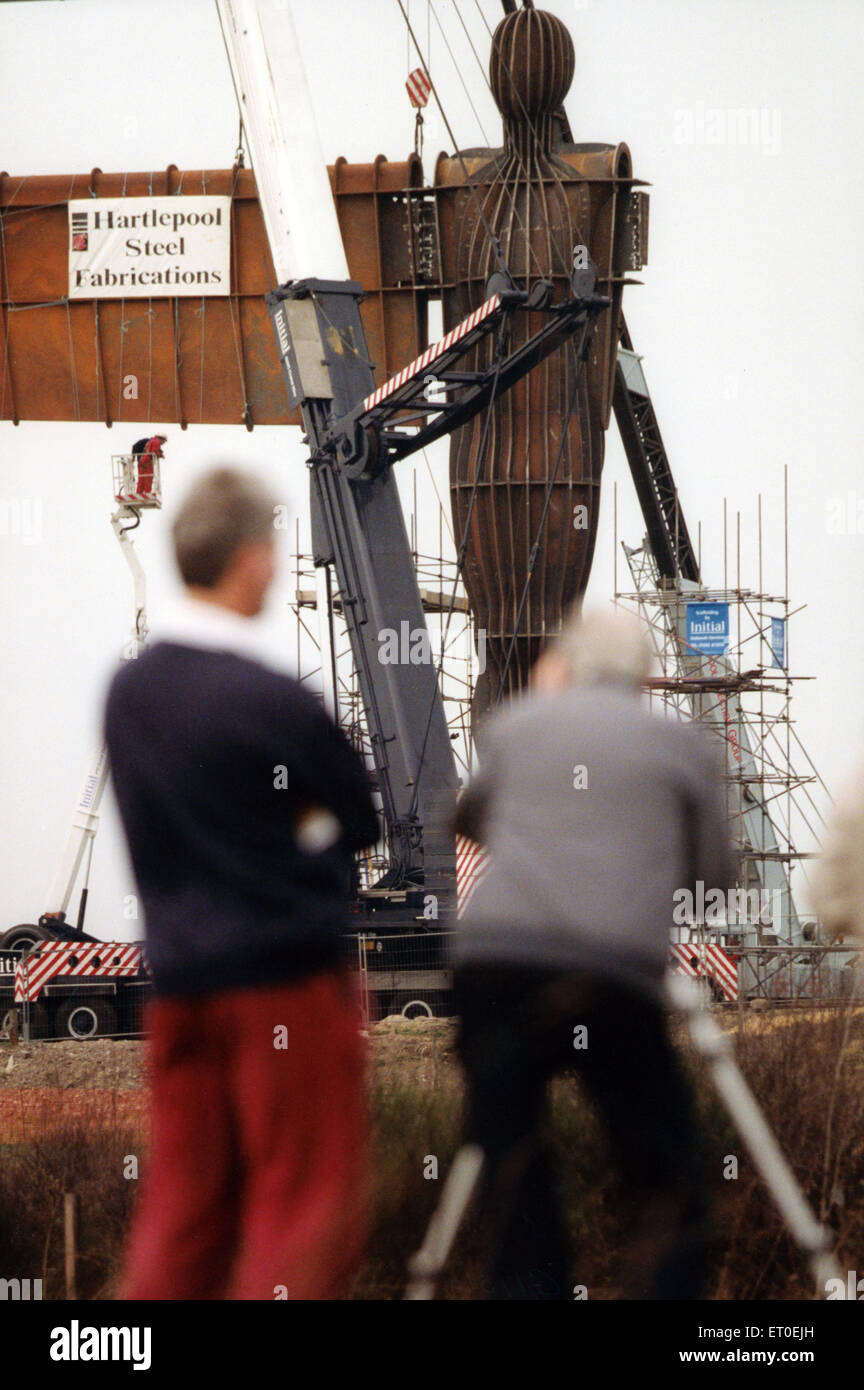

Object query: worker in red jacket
[136,432,166,500]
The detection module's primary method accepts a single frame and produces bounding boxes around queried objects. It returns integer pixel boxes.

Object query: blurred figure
[135,431,166,500]
[811,757,864,945]
[452,606,735,1300]
[105,467,378,1300]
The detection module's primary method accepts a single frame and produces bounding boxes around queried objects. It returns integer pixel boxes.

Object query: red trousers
[135,460,154,498]
[120,969,370,1300]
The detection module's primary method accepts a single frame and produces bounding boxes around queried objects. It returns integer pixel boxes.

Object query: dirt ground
[0,1037,146,1090]
[0,1016,461,1092]
[0,1004,858,1093]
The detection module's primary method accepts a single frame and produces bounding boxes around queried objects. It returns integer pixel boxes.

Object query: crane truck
[0,457,158,1039]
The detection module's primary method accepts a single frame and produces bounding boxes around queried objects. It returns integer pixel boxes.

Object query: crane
[0,457,160,956]
[218,0,610,930]
[218,0,804,953]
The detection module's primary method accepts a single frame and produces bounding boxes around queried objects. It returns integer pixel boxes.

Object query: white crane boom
[217,0,347,716]
[42,506,151,920]
[216,0,349,283]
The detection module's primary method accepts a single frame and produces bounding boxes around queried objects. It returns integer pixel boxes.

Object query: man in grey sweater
[453,607,735,1300]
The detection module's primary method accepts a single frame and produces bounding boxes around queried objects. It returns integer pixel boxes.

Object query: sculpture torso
[434,7,636,721]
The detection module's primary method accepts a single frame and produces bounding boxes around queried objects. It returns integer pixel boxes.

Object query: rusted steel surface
[0,158,428,428]
[435,5,646,716]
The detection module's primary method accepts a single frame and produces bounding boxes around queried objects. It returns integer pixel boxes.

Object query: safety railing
[345,930,455,1025]
[111,454,162,508]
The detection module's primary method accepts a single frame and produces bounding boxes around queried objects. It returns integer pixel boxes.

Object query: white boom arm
[43,744,111,919]
[217,0,347,719]
[42,509,150,918]
[110,510,149,650]
[216,0,349,282]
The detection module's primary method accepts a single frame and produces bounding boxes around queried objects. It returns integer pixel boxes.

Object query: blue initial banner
[770,616,786,669]
[686,602,730,655]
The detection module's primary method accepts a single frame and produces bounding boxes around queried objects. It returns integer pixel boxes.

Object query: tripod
[404,973,844,1300]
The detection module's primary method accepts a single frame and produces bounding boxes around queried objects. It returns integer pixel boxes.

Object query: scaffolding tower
[614,480,859,1002]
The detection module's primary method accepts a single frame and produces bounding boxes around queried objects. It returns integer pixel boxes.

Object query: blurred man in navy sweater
[105,467,379,1300]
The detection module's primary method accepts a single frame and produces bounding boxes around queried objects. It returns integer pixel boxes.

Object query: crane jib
[267,271,610,483]
[263,267,608,909]
[360,293,504,412]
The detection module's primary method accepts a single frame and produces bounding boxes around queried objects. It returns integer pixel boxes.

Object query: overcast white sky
[1,0,862,937]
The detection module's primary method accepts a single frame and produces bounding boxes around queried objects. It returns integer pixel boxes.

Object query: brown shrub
[2,1004,863,1300]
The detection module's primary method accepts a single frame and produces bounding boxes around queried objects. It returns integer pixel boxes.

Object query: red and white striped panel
[116,490,154,505]
[669,943,701,980]
[705,943,739,1001]
[362,294,502,412]
[405,67,432,108]
[456,834,489,920]
[15,942,144,1003]
[669,942,738,1002]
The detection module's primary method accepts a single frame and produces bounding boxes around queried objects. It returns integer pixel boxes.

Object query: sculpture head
[489,6,575,130]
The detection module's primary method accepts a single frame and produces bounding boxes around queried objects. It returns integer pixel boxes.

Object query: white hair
[552,606,652,688]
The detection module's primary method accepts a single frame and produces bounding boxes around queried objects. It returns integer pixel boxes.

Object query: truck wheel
[394,994,434,1020]
[55,999,117,1041]
[0,923,50,953]
[1,1004,53,1042]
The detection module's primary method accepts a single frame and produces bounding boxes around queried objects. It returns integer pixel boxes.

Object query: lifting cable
[0,202,15,423]
[0,174,96,424]
[493,319,590,704]
[396,0,595,816]
[421,449,455,546]
[397,0,511,283]
[227,157,253,427]
[450,0,584,286]
[115,170,129,425]
[430,0,554,283]
[405,324,512,826]
[451,0,568,282]
[396,0,569,817]
[146,170,154,425]
[462,0,595,702]
[428,0,490,148]
[434,0,550,286]
[64,299,82,422]
[197,295,207,424]
[471,0,588,282]
[93,300,102,424]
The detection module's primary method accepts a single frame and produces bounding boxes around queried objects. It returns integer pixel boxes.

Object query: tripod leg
[666,974,844,1296]
[403,1144,485,1300]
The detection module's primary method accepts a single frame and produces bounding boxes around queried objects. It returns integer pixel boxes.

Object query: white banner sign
[68,196,231,299]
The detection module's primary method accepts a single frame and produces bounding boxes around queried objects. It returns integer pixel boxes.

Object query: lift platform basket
[112,454,162,509]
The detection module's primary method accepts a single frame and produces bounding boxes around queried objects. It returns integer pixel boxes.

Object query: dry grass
[1,1004,863,1299]
[0,1126,139,1299]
